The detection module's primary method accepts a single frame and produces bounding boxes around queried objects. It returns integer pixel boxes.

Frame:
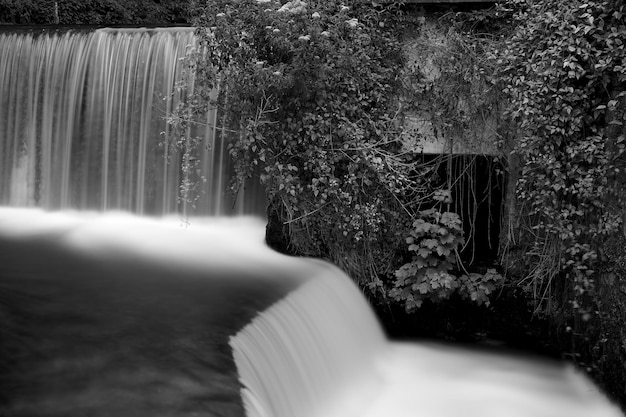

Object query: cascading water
[230,270,623,417]
[0,28,265,215]
[0,27,623,417]
[230,262,387,417]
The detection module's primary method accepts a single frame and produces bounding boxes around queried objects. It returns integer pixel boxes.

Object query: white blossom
[256,0,272,3]
[277,0,307,14]
[298,35,311,42]
[216,13,225,17]
[320,31,330,37]
[311,12,320,18]
[273,28,280,33]
[340,5,350,12]
[345,18,358,28]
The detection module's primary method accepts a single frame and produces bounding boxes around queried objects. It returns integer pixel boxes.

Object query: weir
[0,28,623,417]
[0,28,265,216]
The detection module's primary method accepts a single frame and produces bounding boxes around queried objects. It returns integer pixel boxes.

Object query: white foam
[361,342,623,417]
[229,260,624,417]
[0,207,307,281]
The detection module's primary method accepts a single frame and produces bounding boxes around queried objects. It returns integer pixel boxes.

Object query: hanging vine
[166,0,505,311]
[490,0,626,318]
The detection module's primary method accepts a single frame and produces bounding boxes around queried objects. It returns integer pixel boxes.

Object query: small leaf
[436,246,450,257]
[418,248,430,258]
[422,239,438,249]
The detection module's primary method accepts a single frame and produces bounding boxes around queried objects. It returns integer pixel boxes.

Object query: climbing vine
[400,11,509,265]
[168,0,505,310]
[491,0,626,316]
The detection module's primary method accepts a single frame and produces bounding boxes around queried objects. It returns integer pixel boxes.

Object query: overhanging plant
[166,0,504,308]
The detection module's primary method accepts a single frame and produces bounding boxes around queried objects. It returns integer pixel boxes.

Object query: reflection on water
[0,208,623,417]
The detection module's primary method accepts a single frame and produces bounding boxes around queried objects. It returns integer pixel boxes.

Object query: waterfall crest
[0,28,264,216]
[230,267,623,417]
[229,261,387,417]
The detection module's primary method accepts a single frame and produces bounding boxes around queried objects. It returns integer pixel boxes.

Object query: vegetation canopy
[0,0,189,25]
[167,0,502,311]
[489,0,626,396]
[492,0,626,318]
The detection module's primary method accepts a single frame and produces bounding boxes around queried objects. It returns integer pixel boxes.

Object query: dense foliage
[483,0,626,401]
[494,0,626,316]
[392,207,500,311]
[174,0,408,287]
[167,0,503,310]
[0,0,190,25]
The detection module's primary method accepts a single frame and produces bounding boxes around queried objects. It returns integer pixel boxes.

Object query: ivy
[168,0,504,309]
[492,0,626,316]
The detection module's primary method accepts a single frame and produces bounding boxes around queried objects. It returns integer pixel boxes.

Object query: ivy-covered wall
[491,0,626,406]
[400,2,626,408]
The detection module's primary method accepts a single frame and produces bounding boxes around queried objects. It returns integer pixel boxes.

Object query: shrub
[168,0,503,308]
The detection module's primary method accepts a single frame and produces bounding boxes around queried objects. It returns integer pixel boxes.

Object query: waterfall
[0,28,265,216]
[230,261,386,417]
[230,269,623,417]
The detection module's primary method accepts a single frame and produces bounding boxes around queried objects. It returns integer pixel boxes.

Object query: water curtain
[230,261,386,417]
[0,28,265,216]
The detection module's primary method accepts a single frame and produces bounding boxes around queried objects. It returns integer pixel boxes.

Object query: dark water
[0,231,292,417]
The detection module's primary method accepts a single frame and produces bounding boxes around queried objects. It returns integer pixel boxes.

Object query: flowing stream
[0,28,623,417]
